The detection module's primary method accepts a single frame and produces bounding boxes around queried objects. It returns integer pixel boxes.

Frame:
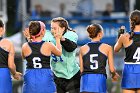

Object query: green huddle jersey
[42,30,79,79]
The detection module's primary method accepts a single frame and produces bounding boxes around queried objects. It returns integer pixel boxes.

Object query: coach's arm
[61,38,77,52]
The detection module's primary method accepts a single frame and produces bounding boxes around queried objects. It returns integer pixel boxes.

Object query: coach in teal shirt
[43,17,80,93]
[43,30,79,79]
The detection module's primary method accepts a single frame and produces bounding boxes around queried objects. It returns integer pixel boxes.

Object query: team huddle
[0,10,140,93]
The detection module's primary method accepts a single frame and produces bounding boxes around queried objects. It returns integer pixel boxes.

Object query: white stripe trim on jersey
[125,62,140,64]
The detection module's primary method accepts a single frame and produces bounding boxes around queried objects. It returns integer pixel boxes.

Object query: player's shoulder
[80,44,89,51]
[101,43,111,47]
[42,42,54,48]
[22,42,29,50]
[101,43,112,50]
[2,38,13,45]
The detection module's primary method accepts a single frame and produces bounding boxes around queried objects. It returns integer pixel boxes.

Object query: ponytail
[129,21,135,39]
[129,10,140,39]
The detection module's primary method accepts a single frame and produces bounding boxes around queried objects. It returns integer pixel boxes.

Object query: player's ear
[101,30,104,36]
[98,32,101,37]
[41,29,45,36]
[98,31,103,39]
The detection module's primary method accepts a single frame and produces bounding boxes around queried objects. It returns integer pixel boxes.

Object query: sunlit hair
[51,17,75,34]
[87,24,103,38]
[129,10,140,39]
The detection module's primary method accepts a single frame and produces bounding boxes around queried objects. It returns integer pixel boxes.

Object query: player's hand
[111,72,120,82]
[13,72,22,80]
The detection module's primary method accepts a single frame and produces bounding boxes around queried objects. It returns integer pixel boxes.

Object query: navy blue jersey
[0,37,9,68]
[82,42,107,75]
[25,41,50,69]
[0,37,12,93]
[125,33,140,62]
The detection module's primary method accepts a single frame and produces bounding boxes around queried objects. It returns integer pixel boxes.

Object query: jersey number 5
[32,57,42,68]
[90,54,98,70]
[133,47,140,62]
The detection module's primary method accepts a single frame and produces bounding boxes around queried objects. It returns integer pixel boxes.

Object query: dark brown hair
[51,17,75,34]
[87,24,103,38]
[129,10,140,39]
[29,21,41,36]
[0,19,4,28]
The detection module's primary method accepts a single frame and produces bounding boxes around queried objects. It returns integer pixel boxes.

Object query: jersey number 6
[32,57,42,68]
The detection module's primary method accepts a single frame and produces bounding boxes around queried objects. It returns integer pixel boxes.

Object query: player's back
[82,42,107,75]
[80,42,108,93]
[125,33,140,62]
[23,41,56,93]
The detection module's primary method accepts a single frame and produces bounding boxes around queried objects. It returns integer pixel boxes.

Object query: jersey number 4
[32,57,42,68]
[133,47,140,62]
[90,54,98,70]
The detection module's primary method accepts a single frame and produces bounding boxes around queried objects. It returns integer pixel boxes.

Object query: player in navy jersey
[79,24,119,93]
[114,10,140,93]
[22,21,62,93]
[0,19,22,93]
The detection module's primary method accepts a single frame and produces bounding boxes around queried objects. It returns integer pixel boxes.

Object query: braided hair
[129,10,140,39]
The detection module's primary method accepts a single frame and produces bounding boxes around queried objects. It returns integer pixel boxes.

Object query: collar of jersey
[90,41,100,43]
[31,41,43,44]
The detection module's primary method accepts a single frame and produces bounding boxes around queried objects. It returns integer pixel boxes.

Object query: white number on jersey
[90,54,98,70]
[133,47,140,62]
[33,57,42,68]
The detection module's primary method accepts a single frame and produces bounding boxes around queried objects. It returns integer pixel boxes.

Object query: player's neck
[91,38,101,42]
[134,25,140,32]
[32,37,42,42]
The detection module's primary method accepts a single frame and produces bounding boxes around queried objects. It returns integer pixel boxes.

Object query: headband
[31,21,46,41]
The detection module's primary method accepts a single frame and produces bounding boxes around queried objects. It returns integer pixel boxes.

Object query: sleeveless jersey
[0,37,9,68]
[82,42,107,75]
[25,41,50,69]
[125,33,140,62]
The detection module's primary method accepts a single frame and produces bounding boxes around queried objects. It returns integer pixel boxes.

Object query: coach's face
[51,22,65,36]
